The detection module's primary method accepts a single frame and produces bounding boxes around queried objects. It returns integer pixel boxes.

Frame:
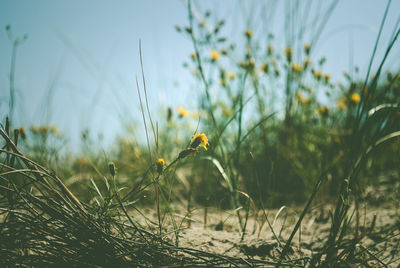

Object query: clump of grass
[0,122,299,267]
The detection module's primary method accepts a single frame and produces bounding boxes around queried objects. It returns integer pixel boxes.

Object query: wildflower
[210,49,220,61]
[19,126,26,139]
[337,98,347,110]
[239,59,255,70]
[350,93,361,103]
[50,125,60,137]
[190,133,209,150]
[227,72,236,79]
[291,63,303,72]
[323,73,331,83]
[245,29,253,38]
[177,107,190,117]
[267,43,274,55]
[260,63,269,73]
[316,106,329,118]
[191,111,199,118]
[296,92,309,105]
[312,70,323,80]
[222,108,233,117]
[190,53,196,60]
[304,43,311,55]
[285,47,293,62]
[156,158,165,174]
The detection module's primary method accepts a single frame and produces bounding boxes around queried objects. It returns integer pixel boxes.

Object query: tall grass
[1,0,400,266]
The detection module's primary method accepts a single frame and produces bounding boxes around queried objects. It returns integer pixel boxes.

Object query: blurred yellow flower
[323,74,331,83]
[210,49,220,61]
[296,92,309,105]
[227,72,236,79]
[245,29,253,38]
[222,108,233,117]
[260,63,268,73]
[291,63,303,72]
[337,98,347,110]
[177,107,190,117]
[190,52,196,59]
[50,125,60,137]
[312,70,323,80]
[190,133,209,150]
[304,43,311,54]
[156,158,165,174]
[267,43,274,55]
[285,47,293,61]
[315,106,330,117]
[19,126,26,139]
[351,93,361,103]
[191,111,199,118]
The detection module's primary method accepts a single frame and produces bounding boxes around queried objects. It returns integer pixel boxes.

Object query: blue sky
[0,0,399,150]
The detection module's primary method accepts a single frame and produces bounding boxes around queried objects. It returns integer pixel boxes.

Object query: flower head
[177,107,189,117]
[267,44,274,55]
[291,63,303,72]
[245,29,253,38]
[337,97,347,110]
[351,93,361,103]
[315,106,330,118]
[19,126,26,139]
[285,47,293,62]
[210,49,220,61]
[304,43,311,55]
[227,72,236,79]
[190,133,209,150]
[156,158,165,174]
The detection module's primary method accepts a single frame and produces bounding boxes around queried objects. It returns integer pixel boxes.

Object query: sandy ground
[137,201,400,266]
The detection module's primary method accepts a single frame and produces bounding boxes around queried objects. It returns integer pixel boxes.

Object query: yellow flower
[351,93,361,103]
[312,70,323,80]
[296,92,309,105]
[304,43,311,54]
[50,125,60,137]
[267,44,274,55]
[245,29,253,38]
[315,106,329,117]
[227,72,236,79]
[285,47,293,61]
[19,126,26,139]
[156,158,165,174]
[337,97,347,110]
[190,53,196,60]
[190,133,209,150]
[323,73,331,83]
[260,63,268,73]
[222,108,233,117]
[291,63,303,72]
[210,49,220,61]
[177,107,190,117]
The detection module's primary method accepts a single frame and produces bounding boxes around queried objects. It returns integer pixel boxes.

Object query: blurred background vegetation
[2,0,399,211]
